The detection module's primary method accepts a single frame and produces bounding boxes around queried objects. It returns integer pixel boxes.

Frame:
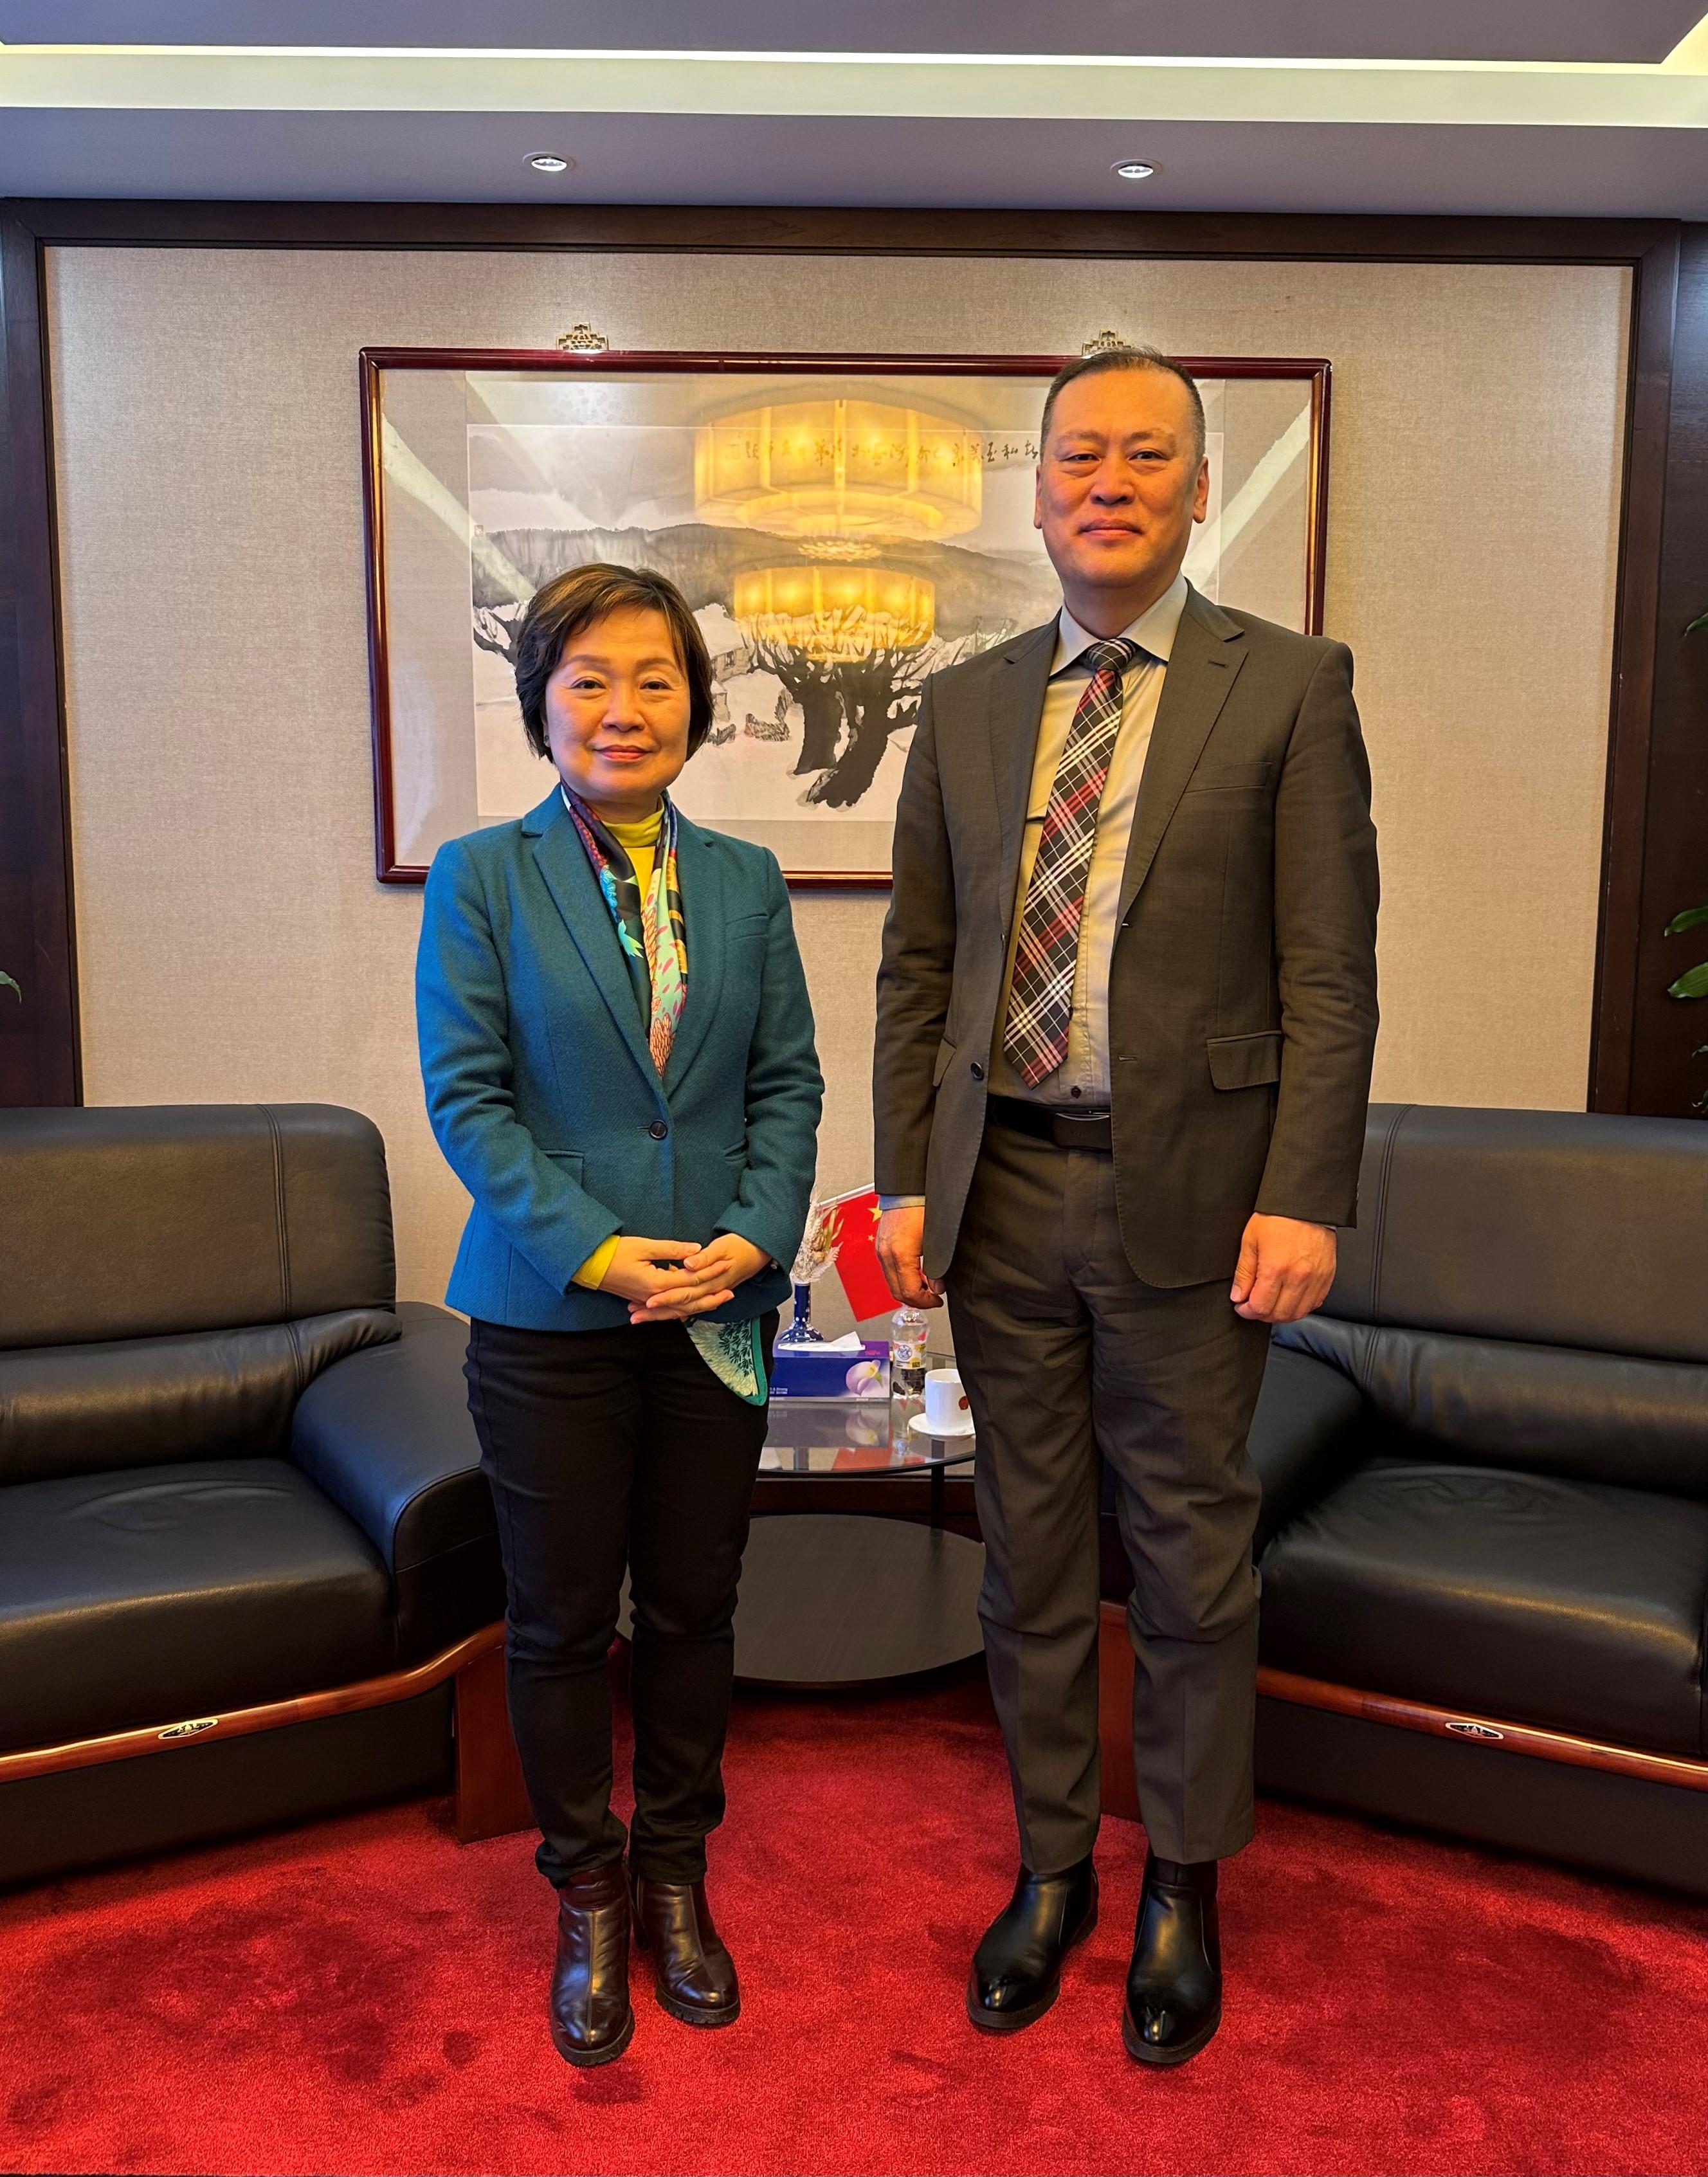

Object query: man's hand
[627,1232,770,1324]
[1230,1214,1336,1324]
[875,1205,944,1309]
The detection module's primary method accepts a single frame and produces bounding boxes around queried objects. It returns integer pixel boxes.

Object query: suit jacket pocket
[541,1149,586,1180]
[1183,761,1274,798]
[931,1036,958,1089]
[1206,1030,1283,1091]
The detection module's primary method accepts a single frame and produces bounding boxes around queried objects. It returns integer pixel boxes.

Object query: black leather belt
[986,1095,1113,1152]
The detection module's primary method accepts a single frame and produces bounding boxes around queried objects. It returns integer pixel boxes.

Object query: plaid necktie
[1002,637,1146,1089]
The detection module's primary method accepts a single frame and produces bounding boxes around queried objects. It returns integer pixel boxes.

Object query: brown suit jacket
[873,583,1380,1288]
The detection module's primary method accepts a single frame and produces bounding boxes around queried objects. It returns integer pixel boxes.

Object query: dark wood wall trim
[1590,229,1680,1113]
[1626,224,1708,1120]
[0,198,1694,1111]
[0,212,78,1107]
[3,201,1676,262]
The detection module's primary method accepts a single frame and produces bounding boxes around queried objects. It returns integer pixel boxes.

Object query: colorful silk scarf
[560,784,767,1407]
[560,785,687,1075]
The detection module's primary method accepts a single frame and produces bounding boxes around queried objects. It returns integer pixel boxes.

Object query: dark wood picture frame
[359,346,1331,886]
[0,201,1696,1115]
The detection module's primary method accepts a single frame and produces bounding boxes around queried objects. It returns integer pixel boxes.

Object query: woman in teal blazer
[416,564,822,2069]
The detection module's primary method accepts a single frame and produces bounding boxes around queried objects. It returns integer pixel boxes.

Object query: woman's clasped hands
[597,1233,770,1324]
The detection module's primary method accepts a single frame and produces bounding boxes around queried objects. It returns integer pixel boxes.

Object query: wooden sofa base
[1096,1599,1708,1825]
[0,1621,534,1845]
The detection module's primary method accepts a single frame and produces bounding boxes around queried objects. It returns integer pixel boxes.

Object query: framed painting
[361,349,1329,885]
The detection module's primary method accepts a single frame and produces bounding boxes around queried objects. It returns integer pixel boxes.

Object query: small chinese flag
[826,1188,895,1322]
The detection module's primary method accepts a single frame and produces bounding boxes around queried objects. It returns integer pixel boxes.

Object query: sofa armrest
[291,1300,502,1659]
[1251,1333,1370,1556]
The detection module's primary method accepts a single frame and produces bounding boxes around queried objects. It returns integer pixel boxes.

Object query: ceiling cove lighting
[3,50,1708,132]
[1113,159,1156,179]
[527,152,572,172]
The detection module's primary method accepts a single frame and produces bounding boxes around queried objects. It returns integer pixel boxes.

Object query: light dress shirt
[878,574,1188,1208]
[988,574,1188,1107]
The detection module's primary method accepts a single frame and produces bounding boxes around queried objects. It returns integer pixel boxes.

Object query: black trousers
[464,1313,775,1887]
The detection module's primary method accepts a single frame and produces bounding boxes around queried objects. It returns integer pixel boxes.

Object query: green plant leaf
[1688,611,1708,636]
[0,971,19,1001]
[1667,962,1708,1000]
[1667,906,1708,936]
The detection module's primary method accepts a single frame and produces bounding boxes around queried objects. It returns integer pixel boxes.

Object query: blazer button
[648,1120,668,1140]
[970,1061,985,1081]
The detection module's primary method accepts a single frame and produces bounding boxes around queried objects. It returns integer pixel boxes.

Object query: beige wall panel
[49,248,1628,1311]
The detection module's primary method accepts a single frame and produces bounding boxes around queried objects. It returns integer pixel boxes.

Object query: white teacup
[920,1366,974,1435]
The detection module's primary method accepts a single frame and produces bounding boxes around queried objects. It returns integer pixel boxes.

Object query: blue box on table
[770,1340,891,1399]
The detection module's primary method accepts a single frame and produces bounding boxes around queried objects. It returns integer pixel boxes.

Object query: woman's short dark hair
[513,562,716,761]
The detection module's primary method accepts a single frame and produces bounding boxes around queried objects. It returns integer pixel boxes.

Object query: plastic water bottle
[890,1305,929,1398]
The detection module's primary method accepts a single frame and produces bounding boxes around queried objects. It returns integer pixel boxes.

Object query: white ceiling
[1,3,1704,215]
[3,111,1704,220]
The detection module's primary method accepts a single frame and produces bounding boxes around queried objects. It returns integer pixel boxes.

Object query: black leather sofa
[1101,1102,1708,1895]
[0,1104,510,1886]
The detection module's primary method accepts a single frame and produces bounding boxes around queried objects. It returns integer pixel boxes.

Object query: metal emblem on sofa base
[1098,1604,1708,1832]
[1255,1668,1708,1794]
[0,1621,529,1843]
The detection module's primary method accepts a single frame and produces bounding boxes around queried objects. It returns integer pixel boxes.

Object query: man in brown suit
[873,347,1378,2065]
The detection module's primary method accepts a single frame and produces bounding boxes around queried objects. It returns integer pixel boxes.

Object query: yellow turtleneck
[571,803,665,1293]
[605,805,663,898]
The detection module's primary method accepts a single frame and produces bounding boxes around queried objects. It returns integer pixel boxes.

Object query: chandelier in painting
[694,397,984,543]
[731,566,936,664]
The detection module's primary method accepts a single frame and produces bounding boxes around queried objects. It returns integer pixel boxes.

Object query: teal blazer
[415,787,823,1332]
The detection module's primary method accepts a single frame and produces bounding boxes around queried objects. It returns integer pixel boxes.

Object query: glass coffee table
[763,1389,973,1510]
[736,1392,984,1687]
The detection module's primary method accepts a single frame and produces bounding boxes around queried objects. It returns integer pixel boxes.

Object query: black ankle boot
[967,1857,1098,2032]
[630,1869,741,2027]
[549,1862,635,2067]
[1122,1854,1222,2066]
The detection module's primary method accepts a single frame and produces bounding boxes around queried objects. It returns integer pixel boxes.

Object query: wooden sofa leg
[1098,1599,1143,1822]
[453,1639,534,1843]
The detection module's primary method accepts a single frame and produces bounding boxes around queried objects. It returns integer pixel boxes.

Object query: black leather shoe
[1122,1854,1222,2066]
[967,1857,1098,2032]
[630,1870,741,2027]
[549,1862,635,2066]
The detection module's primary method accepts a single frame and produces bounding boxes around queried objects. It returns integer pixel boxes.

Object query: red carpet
[4,1666,1708,2177]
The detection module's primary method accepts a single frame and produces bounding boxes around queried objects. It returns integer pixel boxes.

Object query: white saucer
[907,1409,976,1439]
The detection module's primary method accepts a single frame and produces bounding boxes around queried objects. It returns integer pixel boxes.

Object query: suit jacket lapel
[525,788,658,1087]
[663,814,723,1090]
[987,620,1058,927]
[1116,589,1248,927]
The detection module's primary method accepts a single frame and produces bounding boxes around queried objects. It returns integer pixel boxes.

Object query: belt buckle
[1051,1106,1111,1148]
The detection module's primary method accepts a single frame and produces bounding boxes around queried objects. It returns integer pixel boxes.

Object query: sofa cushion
[0,1459,395,1753]
[0,1104,395,1351]
[1259,1459,1708,1756]
[1323,1105,1708,1365]
[1277,1315,1708,1502]
[0,1310,400,1488]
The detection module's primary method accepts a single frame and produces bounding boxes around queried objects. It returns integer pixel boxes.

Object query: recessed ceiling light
[528,153,574,174]
[1113,159,1156,181]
